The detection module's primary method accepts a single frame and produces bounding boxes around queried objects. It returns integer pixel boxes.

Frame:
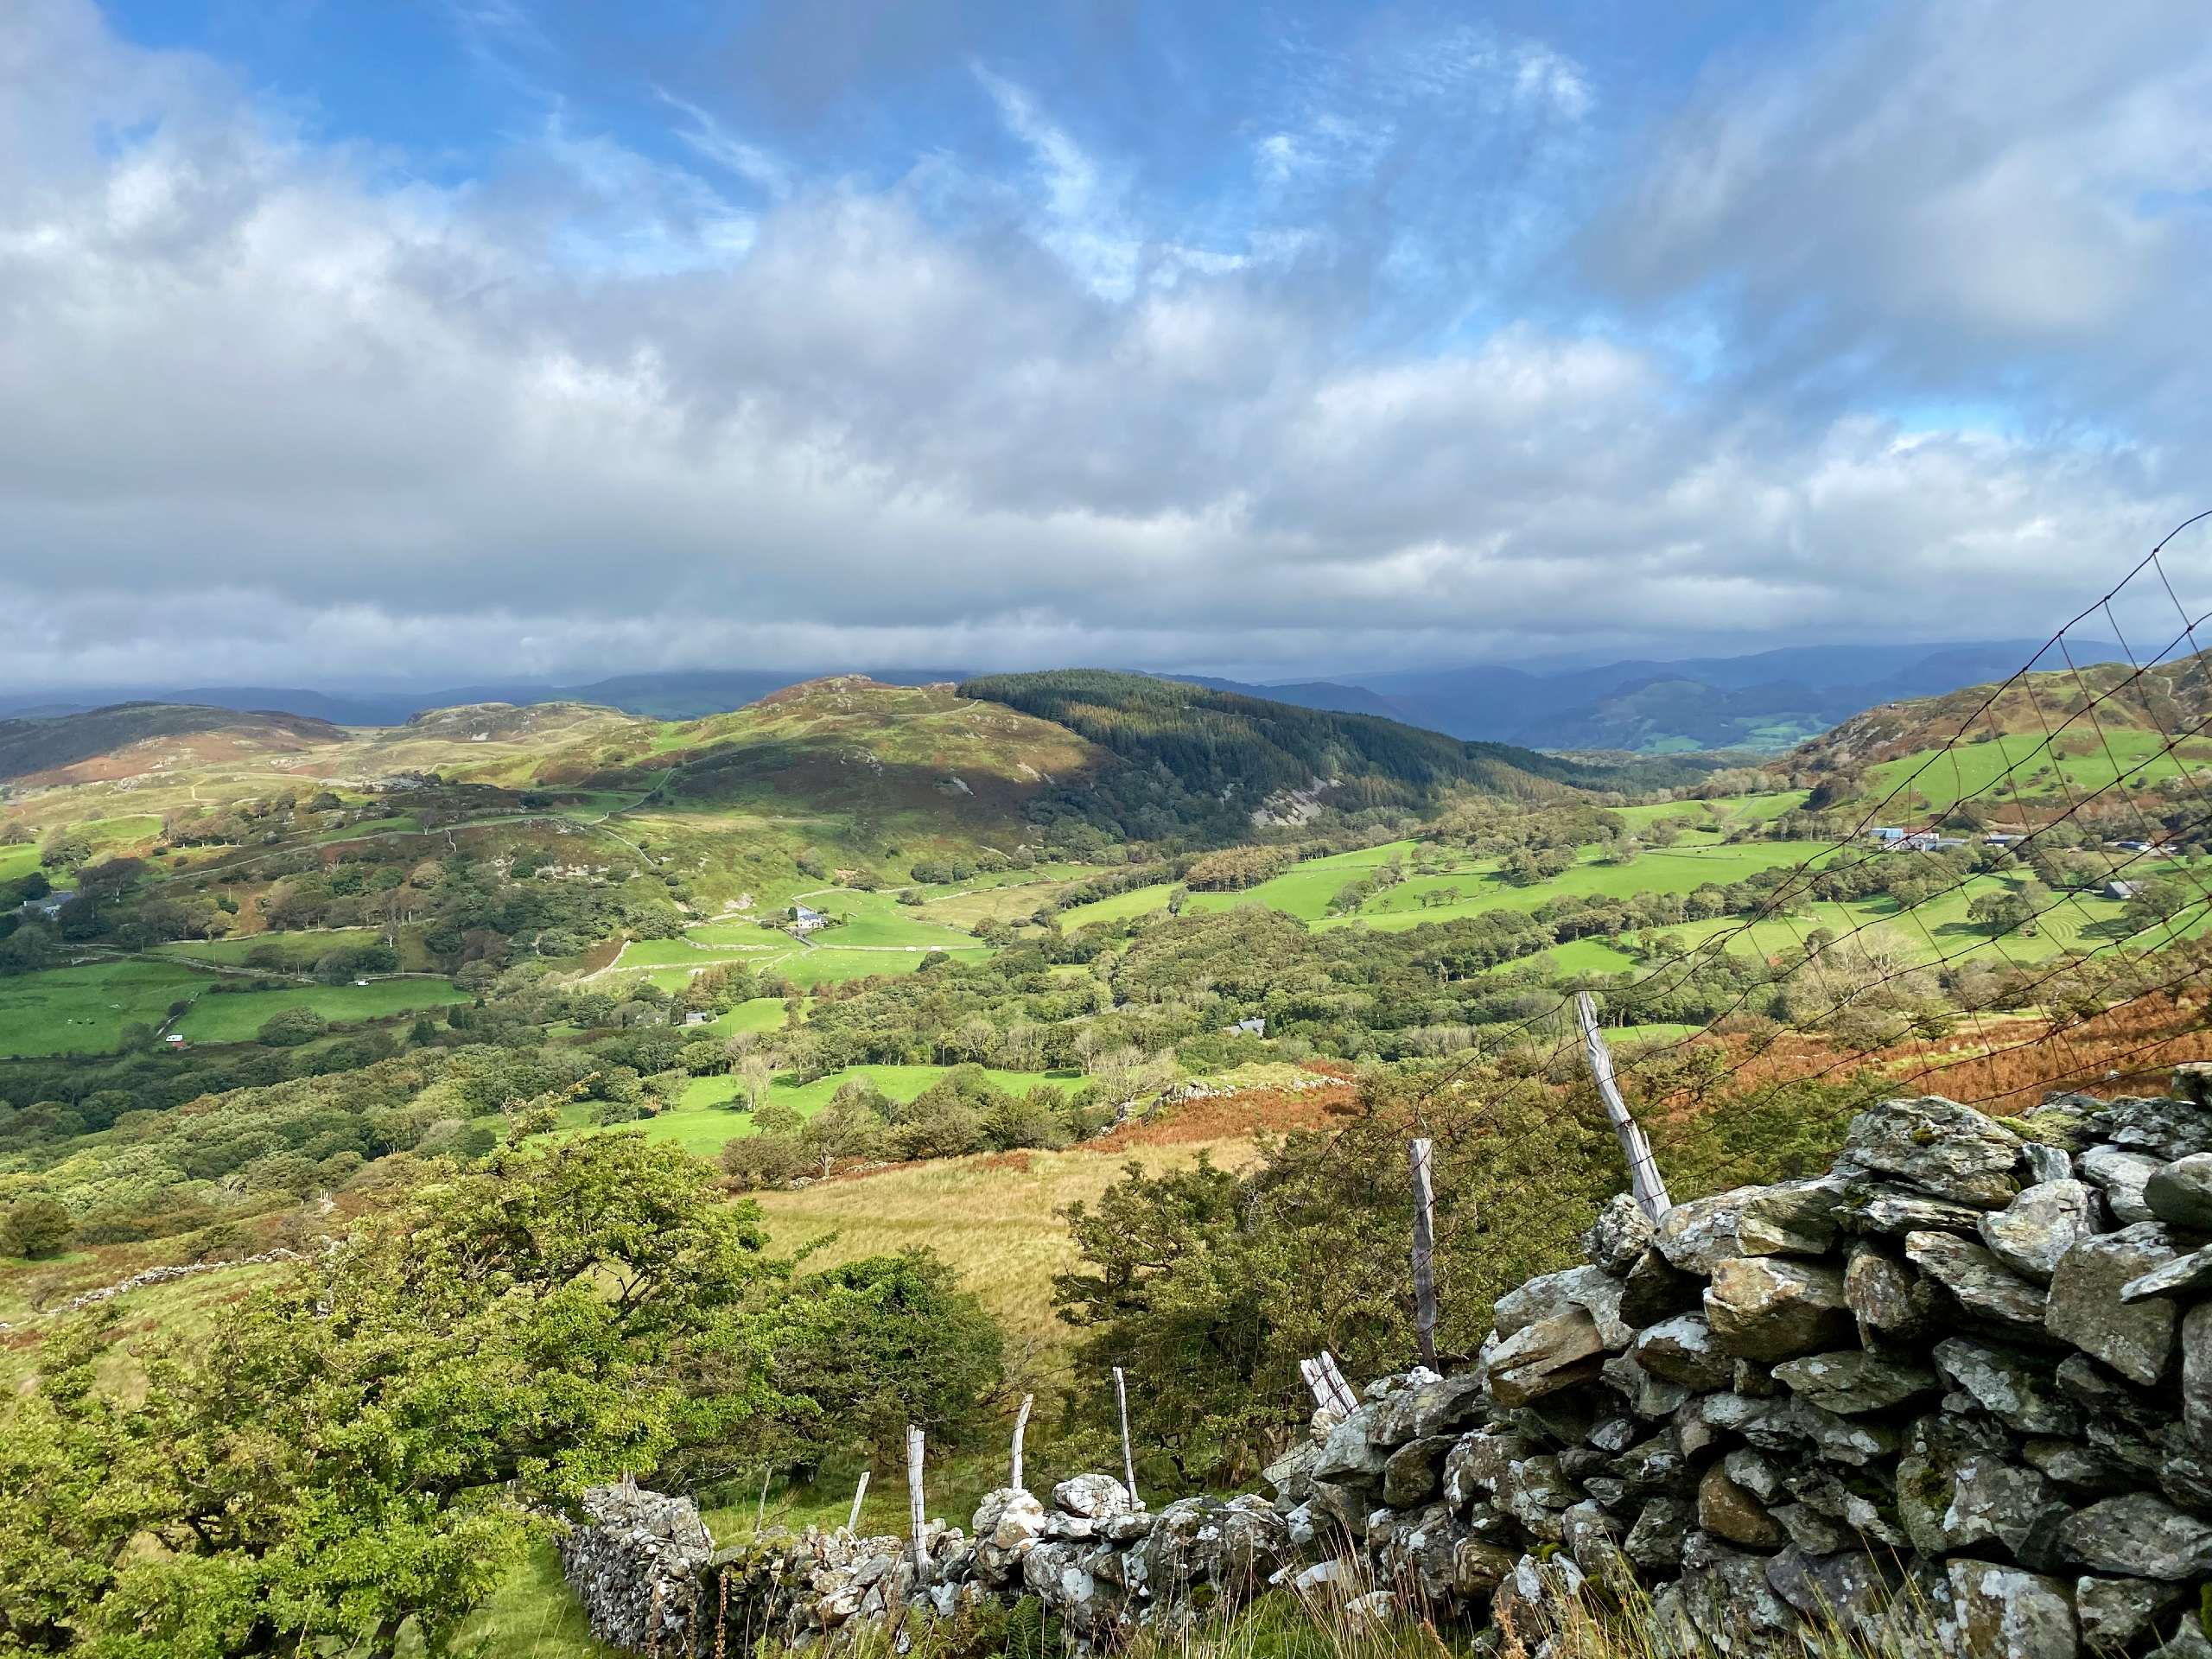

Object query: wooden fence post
[1575,992,1673,1222]
[1300,1354,1359,1421]
[906,1426,929,1583]
[1408,1137,1439,1370]
[1011,1392,1034,1491]
[847,1470,869,1534]
[1113,1366,1140,1508]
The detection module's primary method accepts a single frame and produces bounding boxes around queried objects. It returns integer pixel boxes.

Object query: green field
[0,960,213,1058]
[589,1064,1082,1157]
[778,944,990,988]
[1606,791,1805,835]
[1064,827,1829,938]
[702,995,792,1036]
[0,843,45,884]
[611,938,784,970]
[175,979,469,1044]
[784,888,983,950]
[1867,728,2202,820]
[1187,841,1426,923]
[85,813,162,845]
[154,928,387,966]
[1515,937,1641,976]
[315,814,422,842]
[679,922,789,947]
[1336,842,1834,932]
[1058,880,1180,931]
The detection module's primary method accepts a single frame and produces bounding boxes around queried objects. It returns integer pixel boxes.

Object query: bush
[257,1007,329,1047]
[1,1197,73,1260]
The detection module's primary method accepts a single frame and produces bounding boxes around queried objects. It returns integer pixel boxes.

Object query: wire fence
[1418,516,2212,1127]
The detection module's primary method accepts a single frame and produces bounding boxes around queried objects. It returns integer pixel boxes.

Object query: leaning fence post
[1011,1392,1034,1491]
[1113,1366,1140,1508]
[906,1426,929,1583]
[1575,991,1673,1221]
[1408,1137,1440,1370]
[847,1470,869,1533]
[1318,1351,1358,1418]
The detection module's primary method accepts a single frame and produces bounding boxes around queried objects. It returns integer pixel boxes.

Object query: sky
[3,0,2211,692]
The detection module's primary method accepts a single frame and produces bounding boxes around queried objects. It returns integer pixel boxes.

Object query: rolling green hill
[0,702,349,785]
[1789,648,2212,823]
[955,670,1704,843]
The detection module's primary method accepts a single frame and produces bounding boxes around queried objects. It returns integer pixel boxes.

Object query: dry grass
[753,1136,1261,1357]
[1650,986,2212,1118]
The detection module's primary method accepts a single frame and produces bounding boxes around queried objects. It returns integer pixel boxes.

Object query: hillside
[0,702,348,786]
[1787,648,2212,821]
[1257,639,2136,753]
[956,670,1689,842]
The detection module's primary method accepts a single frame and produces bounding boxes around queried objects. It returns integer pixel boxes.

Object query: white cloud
[1592,0,2212,410]
[0,0,2205,696]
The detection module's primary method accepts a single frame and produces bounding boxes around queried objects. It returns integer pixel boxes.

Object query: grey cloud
[1586,0,2212,415]
[0,0,2207,696]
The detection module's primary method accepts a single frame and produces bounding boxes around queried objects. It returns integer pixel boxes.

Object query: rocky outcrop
[563,1080,2212,1657]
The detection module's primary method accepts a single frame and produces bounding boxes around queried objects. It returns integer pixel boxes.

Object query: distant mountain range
[0,640,2126,755]
[1182,640,2127,753]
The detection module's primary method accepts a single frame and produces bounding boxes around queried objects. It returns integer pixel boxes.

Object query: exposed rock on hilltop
[568,1068,2212,1658]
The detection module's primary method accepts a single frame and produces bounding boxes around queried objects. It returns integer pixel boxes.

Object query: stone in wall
[560,1076,2212,1659]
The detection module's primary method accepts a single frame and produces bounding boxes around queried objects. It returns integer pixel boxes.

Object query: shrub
[257,1007,329,1047]
[1,1197,73,1260]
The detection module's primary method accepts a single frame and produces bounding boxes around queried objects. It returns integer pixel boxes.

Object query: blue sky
[4,0,2210,689]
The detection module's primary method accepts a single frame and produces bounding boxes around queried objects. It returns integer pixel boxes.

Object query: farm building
[1868,826,1904,842]
[790,904,830,932]
[2107,880,2138,900]
[683,1011,710,1027]
[1231,1016,1266,1037]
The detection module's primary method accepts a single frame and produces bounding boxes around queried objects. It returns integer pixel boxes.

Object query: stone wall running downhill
[562,1071,2212,1659]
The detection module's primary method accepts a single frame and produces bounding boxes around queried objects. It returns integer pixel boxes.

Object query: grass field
[0,959,213,1058]
[85,813,162,845]
[1640,869,2212,969]
[610,938,784,969]
[150,926,439,971]
[1516,937,1641,976]
[753,1135,1244,1351]
[702,995,792,1037]
[779,944,990,988]
[175,978,468,1044]
[1606,791,1805,835]
[1062,825,1827,938]
[1186,841,1425,923]
[0,842,44,883]
[1058,880,1181,931]
[315,814,422,842]
[1866,727,2200,819]
[674,921,788,947]
[785,888,984,950]
[611,1064,1083,1157]
[1337,841,1834,933]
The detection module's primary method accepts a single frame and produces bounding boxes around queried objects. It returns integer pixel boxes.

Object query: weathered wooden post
[1113,1366,1140,1508]
[754,1467,772,1534]
[1575,992,1673,1221]
[847,1470,869,1533]
[906,1426,929,1583]
[1010,1392,1034,1491]
[1408,1137,1440,1369]
[1299,1351,1359,1419]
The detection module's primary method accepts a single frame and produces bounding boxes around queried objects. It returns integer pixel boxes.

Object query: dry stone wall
[564,1071,2212,1659]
